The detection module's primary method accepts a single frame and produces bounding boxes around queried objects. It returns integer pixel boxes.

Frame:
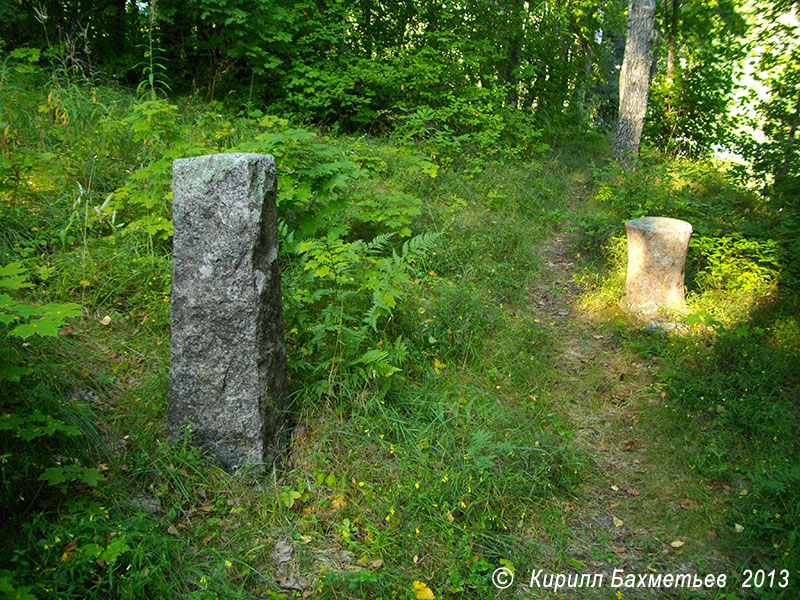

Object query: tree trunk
[666,0,679,79]
[505,0,526,108]
[613,0,657,161]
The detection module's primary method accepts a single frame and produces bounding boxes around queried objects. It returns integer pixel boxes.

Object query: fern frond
[402,231,441,259]
[367,232,397,252]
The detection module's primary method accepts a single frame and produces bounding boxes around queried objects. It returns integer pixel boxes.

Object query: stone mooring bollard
[621,216,692,319]
[168,153,289,474]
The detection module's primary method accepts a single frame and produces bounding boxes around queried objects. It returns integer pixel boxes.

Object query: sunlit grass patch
[575,153,800,589]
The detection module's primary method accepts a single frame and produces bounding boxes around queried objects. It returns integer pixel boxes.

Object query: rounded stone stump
[621,216,692,319]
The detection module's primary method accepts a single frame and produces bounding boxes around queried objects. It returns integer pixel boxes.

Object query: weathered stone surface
[168,153,289,473]
[621,216,692,319]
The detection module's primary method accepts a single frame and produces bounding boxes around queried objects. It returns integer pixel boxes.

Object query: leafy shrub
[690,236,782,293]
[284,231,439,397]
[391,93,550,163]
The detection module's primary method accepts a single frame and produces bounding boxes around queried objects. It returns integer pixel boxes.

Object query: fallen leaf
[166,525,180,537]
[670,540,685,548]
[370,558,384,569]
[99,315,111,326]
[608,502,620,508]
[412,580,435,600]
[612,516,624,528]
[330,494,347,510]
[679,499,700,510]
[611,485,619,491]
[626,488,640,496]
[734,523,744,533]
[622,440,635,452]
[611,545,626,555]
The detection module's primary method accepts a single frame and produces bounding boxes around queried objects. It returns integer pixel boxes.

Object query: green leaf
[0,263,33,290]
[682,313,703,326]
[101,538,131,565]
[80,543,104,560]
[39,465,104,489]
[8,322,42,339]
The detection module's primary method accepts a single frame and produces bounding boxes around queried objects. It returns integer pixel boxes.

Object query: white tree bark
[613,0,657,161]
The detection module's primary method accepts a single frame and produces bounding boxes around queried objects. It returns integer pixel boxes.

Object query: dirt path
[524,200,733,597]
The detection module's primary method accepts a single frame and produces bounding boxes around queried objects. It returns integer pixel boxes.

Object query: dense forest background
[1,0,797,189]
[2,1,799,599]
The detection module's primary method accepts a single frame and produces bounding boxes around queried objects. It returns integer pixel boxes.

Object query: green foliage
[582,150,800,588]
[3,33,800,598]
[229,121,443,397]
[0,570,36,600]
[135,3,170,101]
[1,0,627,151]
[690,235,781,293]
[0,262,97,502]
[285,231,440,397]
[392,95,552,162]
[736,2,800,205]
[646,0,747,154]
[637,308,800,582]
[582,155,796,296]
[1,262,81,380]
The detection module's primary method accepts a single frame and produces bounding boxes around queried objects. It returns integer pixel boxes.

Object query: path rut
[522,199,732,598]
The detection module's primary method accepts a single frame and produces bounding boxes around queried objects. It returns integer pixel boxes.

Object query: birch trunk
[613,0,657,161]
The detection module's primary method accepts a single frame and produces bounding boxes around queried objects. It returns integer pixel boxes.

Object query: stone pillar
[168,153,289,473]
[621,216,692,319]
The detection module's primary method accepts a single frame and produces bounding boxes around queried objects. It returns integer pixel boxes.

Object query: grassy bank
[2,62,798,599]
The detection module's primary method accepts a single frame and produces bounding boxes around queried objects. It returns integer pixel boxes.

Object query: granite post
[168,153,289,473]
[621,216,693,319]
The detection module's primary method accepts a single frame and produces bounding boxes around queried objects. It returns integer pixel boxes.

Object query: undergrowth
[2,49,798,599]
[576,150,800,596]
[2,55,578,599]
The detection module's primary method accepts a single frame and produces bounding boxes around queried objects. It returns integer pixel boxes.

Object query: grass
[572,151,800,597]
[2,63,799,600]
